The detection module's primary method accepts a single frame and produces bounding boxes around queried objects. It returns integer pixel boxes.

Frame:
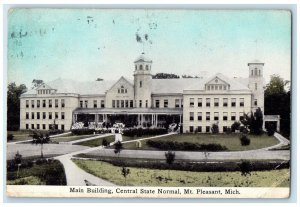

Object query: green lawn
[7,159,66,185]
[74,135,116,147]
[51,134,98,143]
[7,131,33,142]
[73,159,290,187]
[122,133,279,151]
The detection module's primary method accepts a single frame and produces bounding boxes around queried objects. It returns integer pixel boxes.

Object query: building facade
[20,53,264,133]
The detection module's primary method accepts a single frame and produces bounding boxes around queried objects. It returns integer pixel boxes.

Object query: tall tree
[165,151,175,179]
[152,73,180,79]
[31,79,44,89]
[264,75,290,138]
[7,83,27,130]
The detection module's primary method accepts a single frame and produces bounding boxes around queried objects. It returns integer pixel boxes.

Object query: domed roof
[134,53,152,63]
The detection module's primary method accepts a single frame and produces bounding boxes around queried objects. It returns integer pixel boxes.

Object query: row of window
[205,84,229,91]
[26,99,65,108]
[117,86,128,94]
[154,99,183,108]
[25,123,64,130]
[189,112,245,121]
[112,100,134,108]
[189,98,246,108]
[135,64,151,71]
[80,100,105,108]
[37,89,52,95]
[189,126,232,133]
[26,112,65,120]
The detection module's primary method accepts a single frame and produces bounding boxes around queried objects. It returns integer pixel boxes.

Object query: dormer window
[118,85,127,94]
[139,65,143,70]
[146,65,149,70]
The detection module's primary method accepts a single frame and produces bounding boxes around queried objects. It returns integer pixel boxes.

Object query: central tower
[133,53,152,108]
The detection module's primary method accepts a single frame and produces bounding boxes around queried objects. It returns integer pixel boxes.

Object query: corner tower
[248,60,264,112]
[133,53,152,108]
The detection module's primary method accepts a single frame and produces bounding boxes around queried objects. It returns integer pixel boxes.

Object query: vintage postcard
[6,8,291,198]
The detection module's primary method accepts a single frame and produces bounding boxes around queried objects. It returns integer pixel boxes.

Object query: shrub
[231,121,241,132]
[211,124,219,134]
[266,123,276,136]
[7,134,14,141]
[71,129,95,135]
[122,128,168,137]
[146,140,228,151]
[48,129,64,135]
[239,126,249,134]
[238,160,252,176]
[240,134,251,146]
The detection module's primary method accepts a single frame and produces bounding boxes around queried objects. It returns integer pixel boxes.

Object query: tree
[152,73,180,79]
[7,82,27,130]
[31,132,50,158]
[211,123,219,134]
[264,75,290,138]
[241,108,263,135]
[165,151,176,179]
[96,78,104,81]
[240,134,251,146]
[231,121,241,132]
[31,79,44,89]
[14,151,22,178]
[238,160,252,176]
[114,141,123,157]
[121,166,130,185]
[102,138,109,147]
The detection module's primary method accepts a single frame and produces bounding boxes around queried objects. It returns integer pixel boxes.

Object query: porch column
[277,120,280,132]
[179,114,182,124]
[262,120,265,131]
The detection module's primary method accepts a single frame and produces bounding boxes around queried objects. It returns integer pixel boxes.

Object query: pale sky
[7,9,291,87]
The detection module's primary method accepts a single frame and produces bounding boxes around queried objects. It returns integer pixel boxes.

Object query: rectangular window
[80,101,83,108]
[26,112,29,119]
[130,100,133,108]
[239,112,244,121]
[31,100,34,108]
[43,124,46,130]
[231,112,236,121]
[37,100,40,108]
[240,98,244,107]
[214,112,219,121]
[145,100,148,108]
[181,99,183,108]
[84,100,88,108]
[198,98,202,107]
[125,100,129,108]
[121,100,125,108]
[116,100,120,108]
[49,112,52,120]
[254,99,257,106]
[61,112,65,120]
[101,100,105,108]
[214,98,219,107]
[26,124,29,129]
[37,112,40,119]
[55,99,59,108]
[31,112,34,119]
[61,125,65,131]
[223,126,228,133]
[175,99,180,108]
[223,112,228,121]
[197,126,202,133]
[155,100,160,108]
[223,98,228,107]
[164,100,168,108]
[48,99,52,108]
[206,126,210,133]
[139,100,142,107]
[26,100,29,108]
[206,98,211,107]
[206,112,210,121]
[112,100,115,108]
[189,98,194,107]
[49,124,53,130]
[197,112,202,121]
[43,112,46,119]
[37,124,40,130]
[189,126,194,133]
[231,98,236,107]
[189,112,194,121]
[55,112,59,119]
[61,99,65,108]
[31,124,34,129]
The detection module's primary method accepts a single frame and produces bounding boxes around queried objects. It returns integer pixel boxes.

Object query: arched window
[146,65,149,70]
[139,65,143,70]
[258,70,261,76]
[140,81,142,88]
[255,68,258,76]
[120,86,124,93]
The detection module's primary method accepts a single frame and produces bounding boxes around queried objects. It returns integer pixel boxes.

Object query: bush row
[146,140,228,151]
[71,129,95,135]
[122,128,168,137]
[99,158,290,172]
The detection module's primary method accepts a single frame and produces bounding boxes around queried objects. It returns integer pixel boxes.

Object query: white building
[20,53,265,133]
